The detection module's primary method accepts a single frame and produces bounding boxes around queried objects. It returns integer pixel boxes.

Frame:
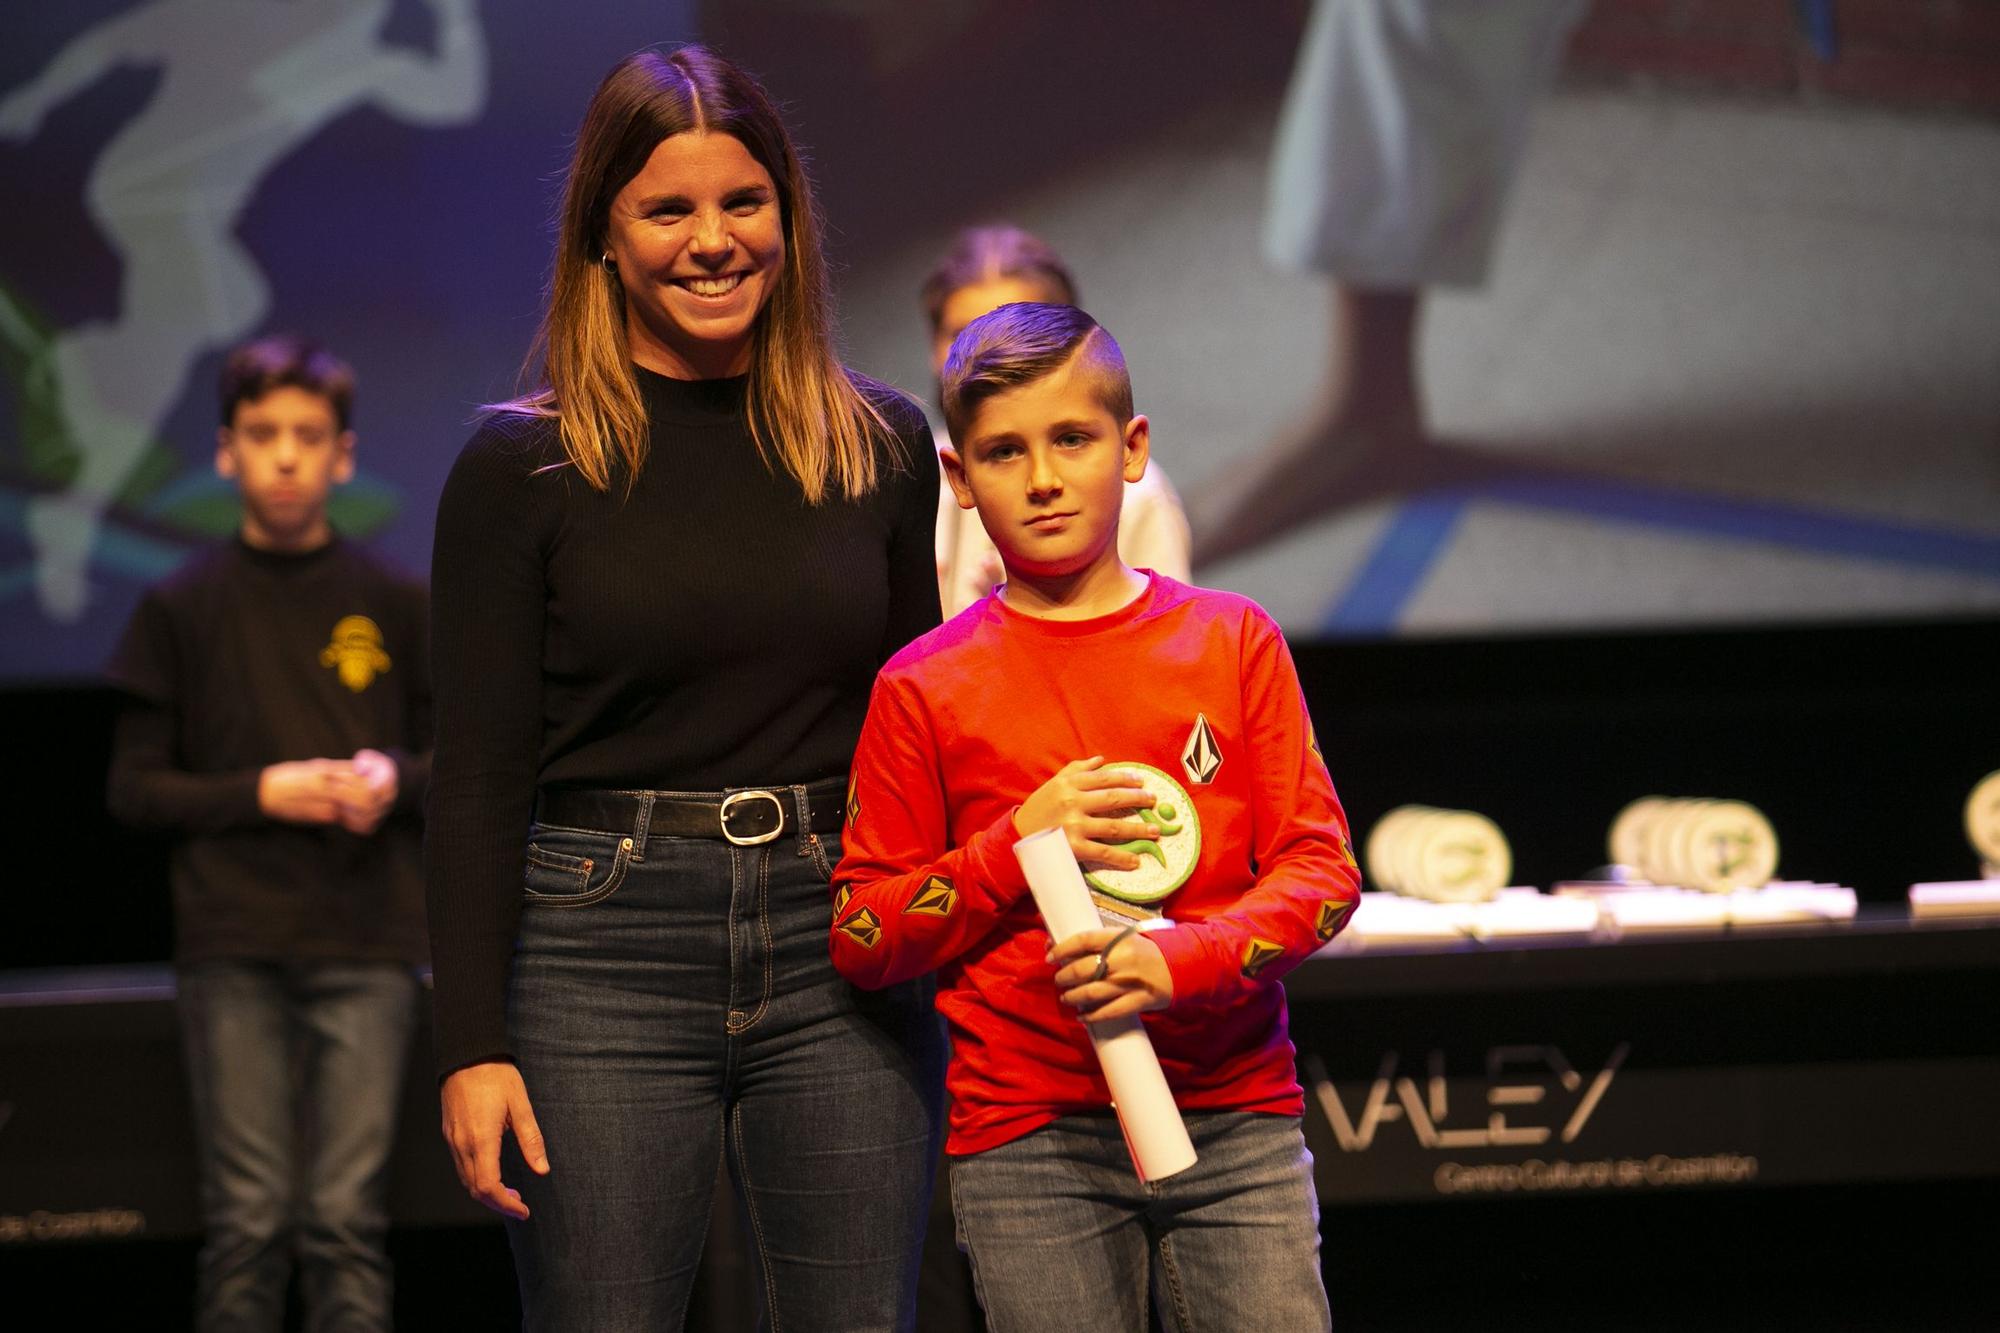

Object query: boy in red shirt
[831,301,1357,1329]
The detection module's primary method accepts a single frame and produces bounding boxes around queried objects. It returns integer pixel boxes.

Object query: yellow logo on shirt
[1314,899,1354,943]
[1240,938,1283,978]
[837,907,882,950]
[846,774,862,826]
[319,615,390,692]
[905,875,957,918]
[832,883,854,916]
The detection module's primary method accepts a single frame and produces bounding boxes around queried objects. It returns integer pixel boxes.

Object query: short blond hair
[940,302,1131,443]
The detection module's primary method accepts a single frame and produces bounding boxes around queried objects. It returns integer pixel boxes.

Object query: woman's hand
[1013,757,1158,871]
[440,1060,549,1219]
[1049,926,1174,1024]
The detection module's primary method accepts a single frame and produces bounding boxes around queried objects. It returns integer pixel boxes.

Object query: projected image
[0,0,486,619]
[0,1,695,680]
[1,0,1995,681]
[782,0,2000,636]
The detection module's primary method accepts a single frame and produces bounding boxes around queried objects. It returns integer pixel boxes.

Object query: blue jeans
[176,958,420,1333]
[949,1112,1331,1333]
[504,787,946,1332]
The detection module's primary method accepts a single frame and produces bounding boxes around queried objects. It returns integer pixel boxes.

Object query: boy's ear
[939,445,977,511]
[1121,414,1151,484]
[214,428,238,480]
[333,429,357,485]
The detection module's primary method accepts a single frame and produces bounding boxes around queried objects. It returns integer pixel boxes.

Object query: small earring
[600,251,616,271]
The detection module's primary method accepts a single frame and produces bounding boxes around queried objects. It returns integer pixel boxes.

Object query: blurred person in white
[922,225,1190,616]
[1194,0,1586,566]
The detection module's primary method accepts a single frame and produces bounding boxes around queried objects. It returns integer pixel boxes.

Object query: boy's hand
[1049,926,1174,1023]
[1013,757,1159,871]
[333,748,400,835]
[258,759,357,825]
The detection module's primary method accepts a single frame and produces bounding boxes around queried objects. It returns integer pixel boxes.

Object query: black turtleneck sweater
[425,368,940,1076]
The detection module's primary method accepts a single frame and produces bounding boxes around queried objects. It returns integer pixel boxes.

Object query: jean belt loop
[630,791,654,862]
[790,783,813,857]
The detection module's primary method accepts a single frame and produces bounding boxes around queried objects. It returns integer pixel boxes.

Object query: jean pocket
[523,834,633,908]
[803,831,840,884]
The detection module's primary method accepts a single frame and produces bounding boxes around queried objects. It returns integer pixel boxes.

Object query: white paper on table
[1597,888,1731,933]
[1908,880,2000,917]
[1013,827,1198,1182]
[1465,888,1603,939]
[1727,883,1857,925]
[1342,891,1473,946]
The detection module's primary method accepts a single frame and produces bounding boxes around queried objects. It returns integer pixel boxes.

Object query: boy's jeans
[503,801,946,1332]
[176,958,420,1333]
[950,1110,1332,1332]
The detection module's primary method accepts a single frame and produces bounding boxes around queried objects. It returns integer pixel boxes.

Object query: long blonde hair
[498,46,891,502]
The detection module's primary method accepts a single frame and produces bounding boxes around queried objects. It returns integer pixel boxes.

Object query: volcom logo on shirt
[1181,714,1222,785]
[320,615,390,692]
[1314,898,1354,943]
[837,907,882,949]
[905,875,958,917]
[1241,938,1283,978]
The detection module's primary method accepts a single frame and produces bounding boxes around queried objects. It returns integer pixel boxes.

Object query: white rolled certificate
[1014,826,1198,1182]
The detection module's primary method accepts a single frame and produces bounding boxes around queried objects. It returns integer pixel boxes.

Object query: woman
[426,46,944,1330]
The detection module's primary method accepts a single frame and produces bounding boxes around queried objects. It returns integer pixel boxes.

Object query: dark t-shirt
[424,368,941,1075]
[106,535,432,965]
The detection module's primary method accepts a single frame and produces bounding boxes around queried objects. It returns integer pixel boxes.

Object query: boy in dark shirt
[106,335,431,1331]
[832,303,1355,1329]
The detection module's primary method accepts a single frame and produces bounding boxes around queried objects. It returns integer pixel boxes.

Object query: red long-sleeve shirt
[831,574,1360,1154]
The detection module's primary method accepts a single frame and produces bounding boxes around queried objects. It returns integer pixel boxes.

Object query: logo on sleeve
[1314,899,1354,943]
[836,907,882,950]
[1181,714,1222,786]
[845,775,861,826]
[319,615,390,693]
[832,883,854,916]
[1240,938,1283,978]
[905,875,958,917]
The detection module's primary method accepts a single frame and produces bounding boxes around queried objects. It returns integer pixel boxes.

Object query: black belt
[534,780,846,848]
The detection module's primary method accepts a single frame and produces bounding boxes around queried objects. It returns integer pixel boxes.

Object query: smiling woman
[424,44,945,1333]
[506,45,893,503]
[603,130,785,379]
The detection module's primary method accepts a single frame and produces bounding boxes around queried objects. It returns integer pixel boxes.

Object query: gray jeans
[177,959,419,1333]
[951,1111,1331,1333]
